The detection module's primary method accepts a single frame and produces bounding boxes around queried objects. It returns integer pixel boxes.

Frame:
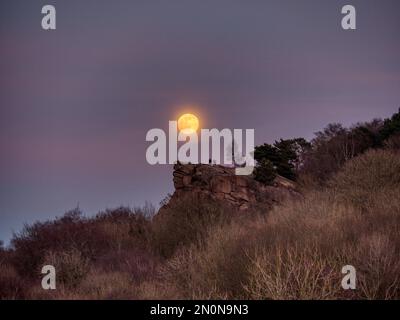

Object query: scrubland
[1,149,399,300]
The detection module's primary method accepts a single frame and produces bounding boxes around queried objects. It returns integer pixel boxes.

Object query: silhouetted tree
[253,159,277,185]
[380,108,400,141]
[254,138,310,180]
[301,119,383,184]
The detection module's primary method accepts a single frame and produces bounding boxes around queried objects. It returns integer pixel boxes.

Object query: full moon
[178,113,199,134]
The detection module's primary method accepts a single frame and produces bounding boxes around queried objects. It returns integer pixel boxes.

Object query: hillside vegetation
[1,110,400,300]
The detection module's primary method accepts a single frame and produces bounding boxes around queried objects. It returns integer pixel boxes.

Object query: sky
[1,0,400,244]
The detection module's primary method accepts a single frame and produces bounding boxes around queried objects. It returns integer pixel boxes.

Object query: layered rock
[160,162,301,213]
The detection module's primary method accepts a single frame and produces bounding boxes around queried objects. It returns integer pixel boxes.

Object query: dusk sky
[1,0,399,244]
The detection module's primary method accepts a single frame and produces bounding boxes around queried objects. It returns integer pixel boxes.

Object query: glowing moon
[178,113,199,134]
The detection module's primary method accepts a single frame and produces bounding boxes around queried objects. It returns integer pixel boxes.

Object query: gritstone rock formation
[158,162,302,214]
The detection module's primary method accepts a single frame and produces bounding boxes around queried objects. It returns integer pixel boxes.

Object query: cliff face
[159,163,301,213]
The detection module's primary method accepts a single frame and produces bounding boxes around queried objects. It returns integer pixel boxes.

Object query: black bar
[0,300,398,319]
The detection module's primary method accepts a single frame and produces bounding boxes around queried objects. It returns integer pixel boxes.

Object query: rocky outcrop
[159,163,301,213]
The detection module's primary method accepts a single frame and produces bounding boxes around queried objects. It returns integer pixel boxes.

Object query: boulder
[159,163,302,215]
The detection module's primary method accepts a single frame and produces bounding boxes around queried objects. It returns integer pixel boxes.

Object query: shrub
[10,208,103,278]
[0,264,29,299]
[245,246,341,299]
[301,120,383,185]
[29,269,137,300]
[44,249,90,288]
[157,219,257,299]
[380,108,400,141]
[3,143,400,300]
[154,183,400,300]
[329,149,400,208]
[254,159,277,185]
[95,248,159,283]
[244,187,400,299]
[384,133,400,150]
[10,206,151,279]
[69,270,136,299]
[151,194,232,258]
[94,206,152,247]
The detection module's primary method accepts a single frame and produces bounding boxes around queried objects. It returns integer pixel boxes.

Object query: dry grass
[154,219,255,299]
[28,269,137,300]
[0,264,29,299]
[330,149,400,208]
[1,150,399,300]
[43,249,90,288]
[146,150,400,300]
[151,194,233,258]
[245,246,341,300]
